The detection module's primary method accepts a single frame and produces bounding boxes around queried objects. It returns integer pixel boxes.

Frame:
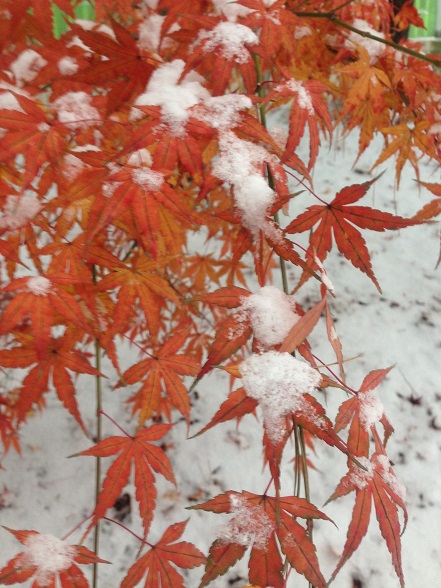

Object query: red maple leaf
[192,490,331,588]
[120,520,205,588]
[285,177,420,291]
[327,451,407,587]
[0,527,108,587]
[76,422,176,535]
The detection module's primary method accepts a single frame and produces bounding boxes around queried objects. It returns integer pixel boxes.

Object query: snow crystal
[212,0,252,22]
[131,60,209,135]
[194,94,252,130]
[27,277,52,296]
[220,494,274,549]
[57,56,78,75]
[132,168,164,191]
[213,132,274,235]
[347,457,374,490]
[239,285,299,347]
[376,454,407,501]
[358,389,384,430]
[23,533,75,583]
[198,22,258,64]
[345,19,386,64]
[138,14,164,53]
[241,351,322,442]
[0,193,42,231]
[10,50,47,87]
[54,92,100,129]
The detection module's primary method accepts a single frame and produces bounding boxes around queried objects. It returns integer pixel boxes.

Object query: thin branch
[292,10,441,68]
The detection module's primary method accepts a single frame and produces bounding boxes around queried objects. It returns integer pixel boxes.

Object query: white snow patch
[0,83,29,112]
[10,50,47,87]
[132,168,164,191]
[53,92,100,129]
[27,277,52,296]
[0,193,42,231]
[241,351,322,442]
[131,60,209,135]
[213,131,274,235]
[278,79,314,115]
[212,0,252,21]
[219,494,274,549]
[127,148,153,167]
[239,285,299,347]
[376,454,407,502]
[359,389,384,430]
[197,22,258,64]
[138,14,164,53]
[345,19,386,64]
[23,534,75,583]
[57,56,78,76]
[348,457,374,490]
[194,94,252,131]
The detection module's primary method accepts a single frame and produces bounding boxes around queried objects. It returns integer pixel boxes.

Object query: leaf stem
[92,265,102,588]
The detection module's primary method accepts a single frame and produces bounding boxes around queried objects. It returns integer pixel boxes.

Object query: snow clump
[347,457,374,490]
[213,131,275,235]
[132,168,164,191]
[241,351,322,442]
[345,19,385,63]
[54,92,100,129]
[0,193,42,231]
[131,60,209,135]
[10,49,47,86]
[358,388,384,430]
[239,286,299,347]
[197,22,258,64]
[27,277,52,296]
[23,533,76,584]
[220,494,274,549]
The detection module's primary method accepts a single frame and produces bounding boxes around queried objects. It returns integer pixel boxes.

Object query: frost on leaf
[131,59,209,134]
[53,92,100,129]
[196,22,258,64]
[27,276,52,296]
[0,193,42,232]
[241,351,322,442]
[219,495,274,549]
[23,534,76,584]
[239,285,299,347]
[376,454,406,502]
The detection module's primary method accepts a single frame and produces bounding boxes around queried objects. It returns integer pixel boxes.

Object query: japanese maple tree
[0,0,440,587]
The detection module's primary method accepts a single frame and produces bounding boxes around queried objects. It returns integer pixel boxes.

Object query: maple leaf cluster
[0,0,439,587]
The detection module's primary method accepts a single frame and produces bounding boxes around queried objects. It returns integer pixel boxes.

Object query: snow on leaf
[0,528,107,587]
[238,285,299,348]
[241,351,321,443]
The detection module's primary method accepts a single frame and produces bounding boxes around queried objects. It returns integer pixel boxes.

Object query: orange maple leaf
[120,328,200,425]
[0,527,108,587]
[285,177,420,292]
[327,452,407,587]
[120,520,205,588]
[0,331,100,430]
[77,422,176,535]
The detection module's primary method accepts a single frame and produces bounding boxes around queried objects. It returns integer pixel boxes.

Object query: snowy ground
[0,129,440,588]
